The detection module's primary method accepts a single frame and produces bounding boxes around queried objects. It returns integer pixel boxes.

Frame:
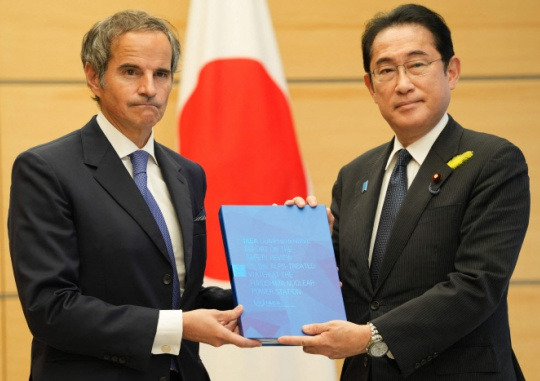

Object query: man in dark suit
[8,10,260,381]
[279,4,529,380]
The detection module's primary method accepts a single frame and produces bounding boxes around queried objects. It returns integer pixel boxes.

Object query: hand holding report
[219,205,346,345]
[277,320,371,359]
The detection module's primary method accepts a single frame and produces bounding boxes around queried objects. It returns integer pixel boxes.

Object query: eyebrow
[374,50,429,66]
[118,63,140,70]
[117,63,172,74]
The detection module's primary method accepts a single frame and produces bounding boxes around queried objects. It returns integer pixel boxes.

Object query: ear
[84,62,102,99]
[446,56,461,90]
[364,73,378,103]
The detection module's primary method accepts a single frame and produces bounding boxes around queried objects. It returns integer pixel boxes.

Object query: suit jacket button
[163,274,172,285]
[370,301,380,311]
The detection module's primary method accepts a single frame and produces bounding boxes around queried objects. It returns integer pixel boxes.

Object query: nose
[395,66,414,94]
[138,73,157,98]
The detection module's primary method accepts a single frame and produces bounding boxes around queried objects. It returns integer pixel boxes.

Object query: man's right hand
[182,305,261,348]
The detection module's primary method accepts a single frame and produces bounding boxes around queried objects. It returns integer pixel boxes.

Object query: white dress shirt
[97,112,184,355]
[368,113,449,265]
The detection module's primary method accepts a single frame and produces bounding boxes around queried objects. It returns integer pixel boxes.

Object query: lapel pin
[362,180,369,193]
[429,173,442,195]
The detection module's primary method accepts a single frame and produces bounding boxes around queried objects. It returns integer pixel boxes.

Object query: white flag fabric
[177,0,337,380]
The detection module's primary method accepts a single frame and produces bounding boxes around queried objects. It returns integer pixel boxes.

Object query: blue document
[219,205,347,344]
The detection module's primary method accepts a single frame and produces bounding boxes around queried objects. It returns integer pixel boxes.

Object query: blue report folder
[219,205,347,344]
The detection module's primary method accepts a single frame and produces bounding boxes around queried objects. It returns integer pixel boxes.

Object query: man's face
[86,30,173,143]
[364,24,460,146]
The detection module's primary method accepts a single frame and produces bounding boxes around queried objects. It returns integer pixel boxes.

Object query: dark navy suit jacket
[9,116,232,381]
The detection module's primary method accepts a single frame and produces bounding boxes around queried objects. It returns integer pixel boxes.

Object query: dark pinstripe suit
[332,116,529,380]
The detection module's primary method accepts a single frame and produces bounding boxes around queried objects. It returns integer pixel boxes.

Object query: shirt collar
[385,113,448,169]
[96,112,157,164]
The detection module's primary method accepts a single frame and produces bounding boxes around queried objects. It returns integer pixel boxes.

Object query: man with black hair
[280,4,529,380]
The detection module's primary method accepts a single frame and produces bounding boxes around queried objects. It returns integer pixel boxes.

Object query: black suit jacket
[8,116,233,381]
[332,116,529,380]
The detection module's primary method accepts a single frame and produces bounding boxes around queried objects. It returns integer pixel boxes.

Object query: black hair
[362,4,454,73]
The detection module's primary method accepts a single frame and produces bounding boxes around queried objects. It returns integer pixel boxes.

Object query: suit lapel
[375,117,464,290]
[154,145,194,273]
[352,142,393,291]
[81,118,171,263]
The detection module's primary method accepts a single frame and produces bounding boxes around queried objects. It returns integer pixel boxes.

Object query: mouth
[131,103,160,109]
[395,100,420,110]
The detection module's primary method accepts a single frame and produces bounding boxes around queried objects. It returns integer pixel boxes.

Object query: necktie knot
[130,150,149,176]
[396,149,412,167]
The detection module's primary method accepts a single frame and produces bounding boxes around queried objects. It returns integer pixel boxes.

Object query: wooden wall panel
[3,298,31,381]
[508,285,540,378]
[1,1,539,80]
[0,299,4,381]
[270,0,540,78]
[0,0,188,80]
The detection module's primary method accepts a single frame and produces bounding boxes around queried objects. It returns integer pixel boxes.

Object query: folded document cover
[219,205,346,344]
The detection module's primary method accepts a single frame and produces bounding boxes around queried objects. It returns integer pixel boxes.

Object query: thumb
[220,305,243,321]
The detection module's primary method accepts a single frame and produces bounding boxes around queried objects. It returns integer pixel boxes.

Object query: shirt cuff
[151,310,183,355]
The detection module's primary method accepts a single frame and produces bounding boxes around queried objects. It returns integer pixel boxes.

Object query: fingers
[277,335,316,346]
[223,330,262,348]
[306,195,318,206]
[302,323,329,335]
[284,195,318,208]
[284,196,306,207]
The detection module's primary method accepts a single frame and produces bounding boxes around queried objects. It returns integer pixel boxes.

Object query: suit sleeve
[8,151,158,372]
[374,141,530,376]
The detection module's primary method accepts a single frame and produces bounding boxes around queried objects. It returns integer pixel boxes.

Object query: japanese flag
[177,0,337,380]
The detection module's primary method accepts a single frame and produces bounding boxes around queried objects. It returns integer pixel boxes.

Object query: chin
[140,114,162,127]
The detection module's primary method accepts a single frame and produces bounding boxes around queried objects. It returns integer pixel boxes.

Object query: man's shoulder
[455,122,523,160]
[18,127,89,165]
[460,126,513,147]
[342,141,389,172]
[449,116,516,149]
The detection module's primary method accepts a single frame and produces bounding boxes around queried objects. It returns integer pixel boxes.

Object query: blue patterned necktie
[130,150,180,310]
[370,149,412,286]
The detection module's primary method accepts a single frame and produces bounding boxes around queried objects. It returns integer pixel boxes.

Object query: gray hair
[81,9,181,88]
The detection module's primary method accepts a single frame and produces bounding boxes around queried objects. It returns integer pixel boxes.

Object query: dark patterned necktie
[130,150,180,309]
[370,149,412,286]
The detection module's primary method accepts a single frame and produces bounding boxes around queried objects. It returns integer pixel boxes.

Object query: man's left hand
[277,320,370,359]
